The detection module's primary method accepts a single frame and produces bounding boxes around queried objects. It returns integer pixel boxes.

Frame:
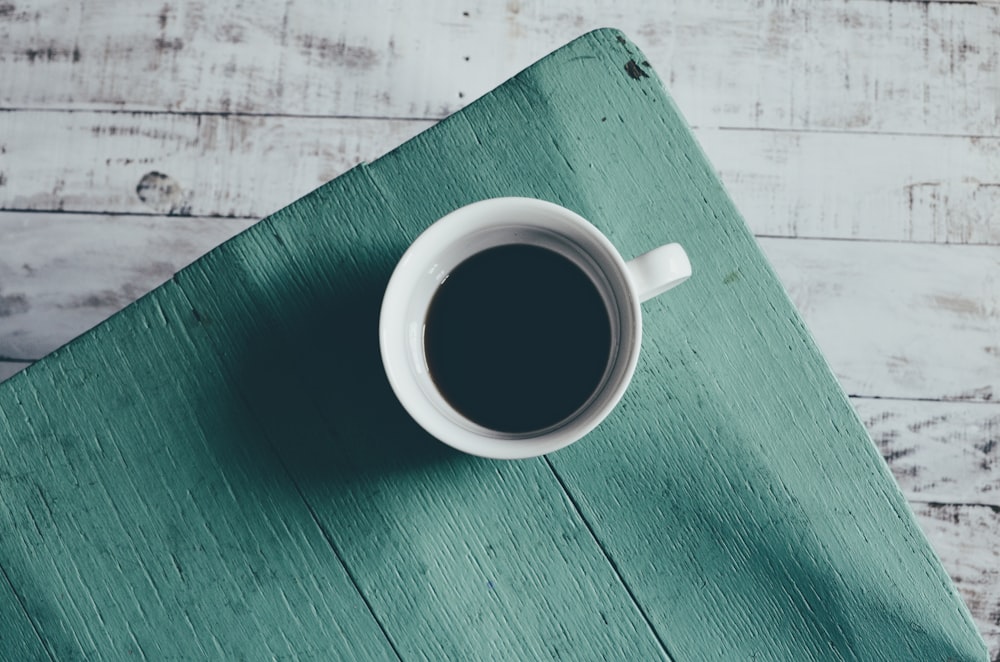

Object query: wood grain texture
[698,129,1000,245]
[0,563,51,662]
[0,212,252,360]
[0,111,431,217]
[0,29,987,659]
[762,238,1000,403]
[0,287,402,661]
[860,399,1000,506]
[1,0,997,136]
[3,112,997,243]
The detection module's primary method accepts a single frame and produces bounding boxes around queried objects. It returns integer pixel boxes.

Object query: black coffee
[424,244,612,433]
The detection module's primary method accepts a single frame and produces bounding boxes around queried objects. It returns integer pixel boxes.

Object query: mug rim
[379,197,642,459]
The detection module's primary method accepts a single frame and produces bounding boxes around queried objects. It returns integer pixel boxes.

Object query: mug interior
[380,198,641,459]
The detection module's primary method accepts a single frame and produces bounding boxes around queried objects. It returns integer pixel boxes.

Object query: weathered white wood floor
[1,0,998,656]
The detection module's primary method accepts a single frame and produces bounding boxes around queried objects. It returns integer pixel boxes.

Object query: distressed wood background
[0,0,998,656]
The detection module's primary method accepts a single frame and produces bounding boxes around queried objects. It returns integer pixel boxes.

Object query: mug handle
[626,243,692,303]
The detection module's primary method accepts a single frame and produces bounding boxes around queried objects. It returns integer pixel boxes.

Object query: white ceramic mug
[379,197,691,459]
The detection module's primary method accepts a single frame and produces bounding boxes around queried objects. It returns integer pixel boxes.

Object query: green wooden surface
[0,29,987,661]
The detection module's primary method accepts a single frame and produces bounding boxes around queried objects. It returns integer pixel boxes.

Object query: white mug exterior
[379,197,691,459]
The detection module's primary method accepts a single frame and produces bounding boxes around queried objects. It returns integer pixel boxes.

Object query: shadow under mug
[379,197,691,459]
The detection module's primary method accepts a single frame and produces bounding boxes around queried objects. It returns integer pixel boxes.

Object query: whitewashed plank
[3,111,997,243]
[762,238,1000,403]
[0,360,28,381]
[911,502,1000,661]
[854,399,1000,506]
[1,0,997,135]
[0,111,430,217]
[698,129,1000,245]
[0,212,252,359]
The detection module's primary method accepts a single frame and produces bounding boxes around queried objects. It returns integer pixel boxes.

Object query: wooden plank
[1,1,997,136]
[0,212,252,359]
[912,503,1000,662]
[857,399,1000,506]
[0,111,431,217]
[3,111,997,243]
[761,237,1000,403]
[698,129,1000,245]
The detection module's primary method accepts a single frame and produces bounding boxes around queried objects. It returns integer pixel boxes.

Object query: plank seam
[0,207,260,222]
[755,234,1000,248]
[712,124,1000,140]
[0,106,995,140]
[287,493,405,662]
[0,106,435,123]
[542,456,677,662]
[169,255,405,661]
[848,393,1000,406]
[0,561,57,661]
[908,499,1000,513]
[865,0,997,6]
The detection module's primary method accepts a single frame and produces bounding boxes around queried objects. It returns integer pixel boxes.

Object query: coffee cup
[379,197,691,459]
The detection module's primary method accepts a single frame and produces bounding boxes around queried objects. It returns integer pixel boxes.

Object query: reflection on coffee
[424,244,612,433]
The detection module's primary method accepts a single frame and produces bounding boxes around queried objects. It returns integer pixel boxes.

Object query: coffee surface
[424,244,612,433]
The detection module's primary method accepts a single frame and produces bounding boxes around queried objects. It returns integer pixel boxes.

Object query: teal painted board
[0,286,399,660]
[0,28,988,662]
